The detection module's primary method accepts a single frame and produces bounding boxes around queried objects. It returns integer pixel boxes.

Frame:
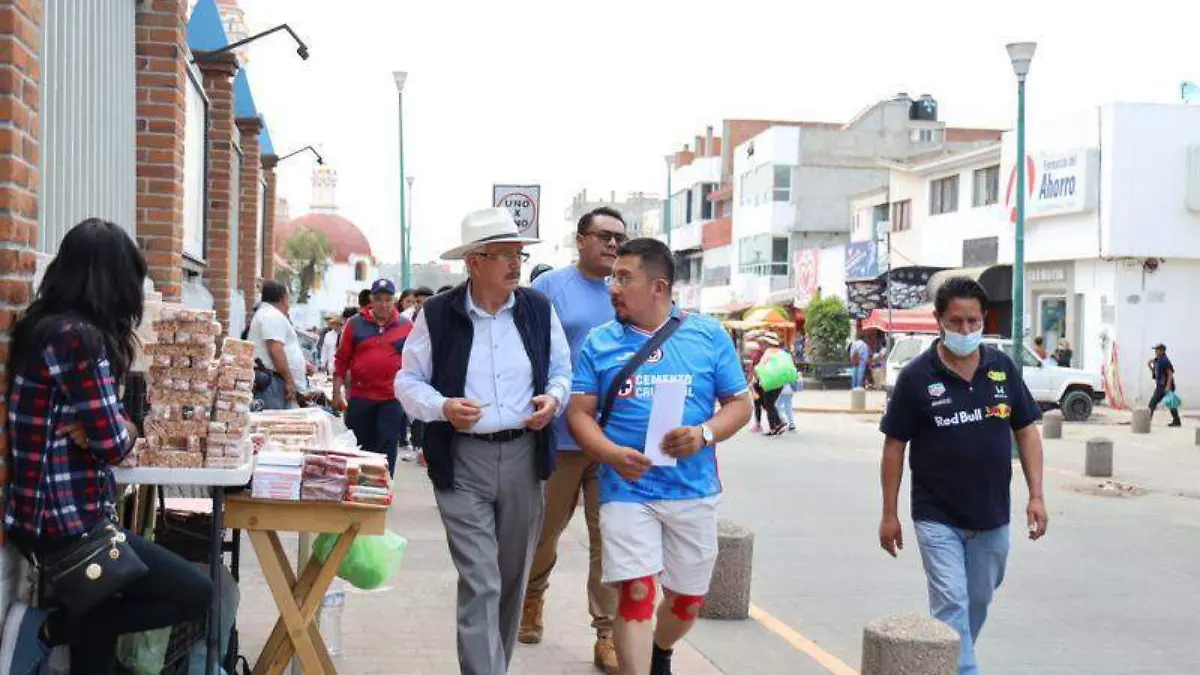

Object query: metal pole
[664,159,673,246]
[1011,77,1027,363]
[406,176,414,282]
[398,90,410,290]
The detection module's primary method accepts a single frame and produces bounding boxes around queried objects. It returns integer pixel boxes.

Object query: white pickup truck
[885,334,1106,421]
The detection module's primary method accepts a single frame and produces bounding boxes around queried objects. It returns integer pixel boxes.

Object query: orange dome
[275,213,374,264]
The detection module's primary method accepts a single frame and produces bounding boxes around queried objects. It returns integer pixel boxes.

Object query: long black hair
[10,218,148,382]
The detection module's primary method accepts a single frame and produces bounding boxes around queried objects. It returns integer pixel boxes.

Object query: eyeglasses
[472,251,530,264]
[606,274,666,288]
[586,230,628,246]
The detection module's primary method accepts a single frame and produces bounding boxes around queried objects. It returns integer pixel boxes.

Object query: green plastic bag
[115,626,171,675]
[313,530,407,590]
[1163,391,1182,410]
[754,348,798,392]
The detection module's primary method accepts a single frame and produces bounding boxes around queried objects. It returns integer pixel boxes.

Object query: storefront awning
[860,305,938,333]
[724,305,794,330]
[926,265,1013,303]
[711,300,754,316]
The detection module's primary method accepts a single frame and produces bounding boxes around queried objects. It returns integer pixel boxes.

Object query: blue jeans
[851,363,867,389]
[776,391,794,426]
[914,521,1010,675]
[345,398,405,476]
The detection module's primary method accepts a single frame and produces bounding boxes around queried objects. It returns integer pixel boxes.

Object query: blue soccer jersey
[573,309,749,504]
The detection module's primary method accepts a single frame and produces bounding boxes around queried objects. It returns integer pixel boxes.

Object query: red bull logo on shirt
[933,408,984,428]
[986,403,1011,420]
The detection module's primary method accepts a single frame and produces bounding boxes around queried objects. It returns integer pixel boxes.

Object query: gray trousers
[435,433,545,675]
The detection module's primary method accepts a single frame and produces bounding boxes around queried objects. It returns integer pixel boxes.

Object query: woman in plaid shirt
[0,220,212,675]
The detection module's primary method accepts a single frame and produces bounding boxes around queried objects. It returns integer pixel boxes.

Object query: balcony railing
[738,262,789,276]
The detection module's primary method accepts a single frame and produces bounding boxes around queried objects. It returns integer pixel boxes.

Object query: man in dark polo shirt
[878,276,1048,675]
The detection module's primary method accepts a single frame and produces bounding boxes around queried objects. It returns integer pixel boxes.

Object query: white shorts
[599,496,720,596]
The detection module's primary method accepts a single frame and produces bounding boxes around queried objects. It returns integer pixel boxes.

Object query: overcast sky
[232,0,1200,267]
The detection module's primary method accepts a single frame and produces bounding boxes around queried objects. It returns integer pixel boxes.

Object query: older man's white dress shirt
[395,287,572,434]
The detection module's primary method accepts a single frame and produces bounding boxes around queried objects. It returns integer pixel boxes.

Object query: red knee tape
[617,577,657,622]
[669,594,705,622]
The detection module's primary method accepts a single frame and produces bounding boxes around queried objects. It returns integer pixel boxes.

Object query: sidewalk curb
[793,406,884,415]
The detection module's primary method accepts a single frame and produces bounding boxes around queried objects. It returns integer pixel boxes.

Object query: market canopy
[860,305,939,333]
[724,305,793,330]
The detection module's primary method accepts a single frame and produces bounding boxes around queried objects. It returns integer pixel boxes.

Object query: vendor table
[224,494,388,675]
[112,461,254,675]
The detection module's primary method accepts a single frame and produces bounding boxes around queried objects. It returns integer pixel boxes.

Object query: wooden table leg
[249,526,361,675]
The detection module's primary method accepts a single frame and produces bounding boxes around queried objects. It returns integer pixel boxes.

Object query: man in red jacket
[334,278,412,475]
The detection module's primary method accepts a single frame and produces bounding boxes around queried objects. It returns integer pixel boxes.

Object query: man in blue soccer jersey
[568,238,752,675]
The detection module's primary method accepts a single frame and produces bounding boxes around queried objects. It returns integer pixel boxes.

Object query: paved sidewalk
[789,388,886,414]
[233,464,725,675]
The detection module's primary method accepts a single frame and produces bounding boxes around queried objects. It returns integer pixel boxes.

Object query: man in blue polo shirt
[569,238,752,675]
[519,207,628,674]
[879,276,1048,675]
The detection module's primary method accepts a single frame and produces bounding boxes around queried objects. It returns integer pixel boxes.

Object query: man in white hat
[395,207,572,675]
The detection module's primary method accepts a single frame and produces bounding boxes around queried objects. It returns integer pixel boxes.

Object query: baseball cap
[371,279,396,296]
[1153,343,1167,351]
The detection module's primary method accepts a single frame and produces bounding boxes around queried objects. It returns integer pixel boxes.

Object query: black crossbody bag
[37,516,148,618]
[598,316,684,428]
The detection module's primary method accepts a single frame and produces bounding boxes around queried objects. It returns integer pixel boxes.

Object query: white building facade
[724,95,1002,313]
[665,130,724,313]
[876,103,1200,406]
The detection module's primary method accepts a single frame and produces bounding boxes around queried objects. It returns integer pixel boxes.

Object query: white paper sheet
[644,380,688,467]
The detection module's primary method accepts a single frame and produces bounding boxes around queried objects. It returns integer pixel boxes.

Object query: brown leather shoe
[594,636,619,674]
[518,596,544,644]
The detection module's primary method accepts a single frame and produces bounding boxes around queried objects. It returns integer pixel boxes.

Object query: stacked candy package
[206,337,255,468]
[345,455,392,505]
[252,448,304,500]
[300,453,349,502]
[143,307,219,468]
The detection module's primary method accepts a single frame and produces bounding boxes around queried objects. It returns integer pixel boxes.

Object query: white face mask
[942,326,983,357]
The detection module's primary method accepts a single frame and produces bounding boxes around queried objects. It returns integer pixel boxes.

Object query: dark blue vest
[421,283,557,491]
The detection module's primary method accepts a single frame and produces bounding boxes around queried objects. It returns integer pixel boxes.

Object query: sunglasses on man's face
[586,230,628,246]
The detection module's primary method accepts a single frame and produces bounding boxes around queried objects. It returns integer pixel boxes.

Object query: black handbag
[37,519,148,618]
[252,358,273,393]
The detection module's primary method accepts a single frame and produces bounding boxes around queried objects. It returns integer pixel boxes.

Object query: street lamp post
[406,176,415,283]
[393,70,410,290]
[1006,42,1036,364]
[663,154,675,247]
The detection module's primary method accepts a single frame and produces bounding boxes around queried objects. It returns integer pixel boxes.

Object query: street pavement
[234,394,1200,674]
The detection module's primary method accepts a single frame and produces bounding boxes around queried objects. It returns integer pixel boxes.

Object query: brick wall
[260,153,277,281]
[197,52,238,334]
[234,116,261,322]
[134,0,188,301]
[0,0,41,580]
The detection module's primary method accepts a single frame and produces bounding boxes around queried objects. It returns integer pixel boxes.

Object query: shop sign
[794,248,819,307]
[844,241,880,281]
[1027,266,1066,283]
[1004,149,1097,222]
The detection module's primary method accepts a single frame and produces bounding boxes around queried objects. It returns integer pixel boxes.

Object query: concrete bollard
[1085,437,1114,478]
[1195,427,1200,446]
[699,519,753,620]
[1131,409,1151,434]
[861,612,959,675]
[850,388,867,411]
[1042,410,1064,439]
